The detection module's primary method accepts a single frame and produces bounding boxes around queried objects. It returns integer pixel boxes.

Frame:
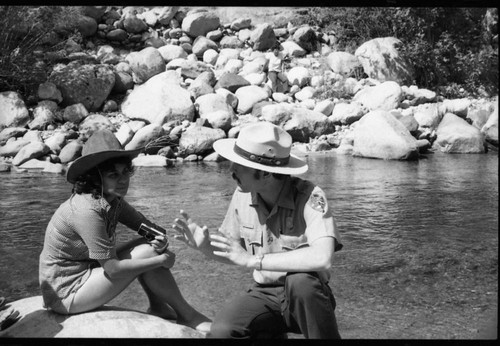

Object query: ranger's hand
[172,210,210,250]
[210,233,252,268]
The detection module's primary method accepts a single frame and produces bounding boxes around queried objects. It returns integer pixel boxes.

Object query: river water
[0,151,497,338]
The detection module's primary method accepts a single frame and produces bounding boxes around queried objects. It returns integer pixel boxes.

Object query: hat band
[234,144,290,167]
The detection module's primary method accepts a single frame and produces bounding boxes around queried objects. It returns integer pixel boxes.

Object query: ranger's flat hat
[213,122,308,175]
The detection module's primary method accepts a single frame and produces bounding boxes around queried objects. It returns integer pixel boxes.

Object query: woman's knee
[120,243,157,260]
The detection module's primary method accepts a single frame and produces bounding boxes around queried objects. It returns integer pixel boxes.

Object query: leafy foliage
[296,7,498,98]
[0,6,83,100]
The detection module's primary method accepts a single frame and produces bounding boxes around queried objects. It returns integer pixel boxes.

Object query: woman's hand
[210,234,253,268]
[150,235,169,254]
[172,210,209,250]
[159,249,176,269]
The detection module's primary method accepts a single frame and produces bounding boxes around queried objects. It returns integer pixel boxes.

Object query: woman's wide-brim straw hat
[66,129,143,184]
[213,122,308,175]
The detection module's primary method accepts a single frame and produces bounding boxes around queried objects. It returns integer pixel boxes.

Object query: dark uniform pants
[208,272,341,339]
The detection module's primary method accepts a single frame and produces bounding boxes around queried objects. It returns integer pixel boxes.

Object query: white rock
[0,296,203,338]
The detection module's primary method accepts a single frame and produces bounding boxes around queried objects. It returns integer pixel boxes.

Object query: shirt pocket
[240,223,262,247]
[279,234,308,251]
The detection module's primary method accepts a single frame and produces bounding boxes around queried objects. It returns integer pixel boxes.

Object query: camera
[138,223,166,242]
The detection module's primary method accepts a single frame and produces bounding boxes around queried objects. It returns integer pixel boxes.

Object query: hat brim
[66,148,143,184]
[213,139,308,175]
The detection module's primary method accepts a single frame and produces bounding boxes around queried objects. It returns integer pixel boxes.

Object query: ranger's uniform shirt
[219,176,343,285]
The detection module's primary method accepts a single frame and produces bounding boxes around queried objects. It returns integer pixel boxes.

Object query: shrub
[295,7,498,98]
[0,6,84,100]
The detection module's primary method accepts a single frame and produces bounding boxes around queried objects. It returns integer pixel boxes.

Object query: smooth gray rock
[0,296,203,338]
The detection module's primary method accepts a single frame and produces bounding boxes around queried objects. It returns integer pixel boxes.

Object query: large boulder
[192,36,218,59]
[234,85,270,114]
[214,73,250,93]
[0,91,30,129]
[481,100,498,146]
[239,59,267,79]
[78,114,115,139]
[402,86,437,106]
[250,23,276,51]
[157,44,188,63]
[37,82,63,104]
[352,109,419,160]
[195,94,235,131]
[157,6,180,26]
[284,108,335,143]
[83,6,107,20]
[121,71,195,125]
[260,103,294,125]
[133,154,169,167]
[230,17,252,31]
[0,296,203,338]
[467,99,496,130]
[292,26,317,53]
[215,88,238,110]
[188,79,214,100]
[28,105,56,130]
[166,59,213,80]
[411,103,443,130]
[355,37,414,85]
[220,36,244,49]
[433,113,486,153]
[281,41,307,58]
[441,98,471,118]
[12,141,50,166]
[123,14,148,34]
[126,47,166,84]
[326,52,362,77]
[314,99,335,116]
[76,15,98,37]
[125,124,164,152]
[44,132,67,155]
[0,138,30,157]
[49,63,115,112]
[287,66,310,88]
[178,123,226,156]
[181,11,220,38]
[0,127,27,145]
[112,71,134,94]
[59,140,83,164]
[330,102,368,125]
[63,103,89,124]
[353,81,403,111]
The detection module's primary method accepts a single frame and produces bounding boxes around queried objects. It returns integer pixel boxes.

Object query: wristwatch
[255,254,265,271]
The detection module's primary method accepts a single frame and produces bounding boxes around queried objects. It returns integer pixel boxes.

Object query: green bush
[0,6,83,100]
[297,7,498,98]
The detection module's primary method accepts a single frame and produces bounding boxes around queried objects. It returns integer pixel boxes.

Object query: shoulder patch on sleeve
[308,191,327,213]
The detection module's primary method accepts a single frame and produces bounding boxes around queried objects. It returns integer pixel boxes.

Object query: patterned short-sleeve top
[38,193,148,310]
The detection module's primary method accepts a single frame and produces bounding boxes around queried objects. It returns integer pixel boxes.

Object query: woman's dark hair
[72,156,135,198]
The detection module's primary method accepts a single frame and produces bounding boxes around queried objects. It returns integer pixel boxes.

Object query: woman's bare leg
[67,240,210,331]
[68,266,136,313]
[118,239,176,319]
[137,275,177,320]
[67,241,158,313]
[139,267,211,331]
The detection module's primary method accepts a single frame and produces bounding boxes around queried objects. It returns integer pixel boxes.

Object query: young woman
[39,129,210,333]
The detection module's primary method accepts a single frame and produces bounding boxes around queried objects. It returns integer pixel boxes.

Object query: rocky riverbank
[0,6,498,175]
